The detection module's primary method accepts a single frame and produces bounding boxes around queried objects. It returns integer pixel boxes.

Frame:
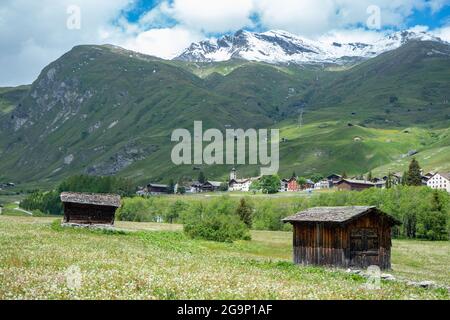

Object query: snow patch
[64,154,74,165]
[108,120,119,129]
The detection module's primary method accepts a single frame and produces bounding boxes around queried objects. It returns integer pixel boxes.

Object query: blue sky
[407,5,450,28]
[0,0,449,86]
[122,0,450,32]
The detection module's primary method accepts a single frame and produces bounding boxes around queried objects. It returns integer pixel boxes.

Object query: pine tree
[367,171,373,182]
[385,172,393,189]
[406,158,422,186]
[235,198,253,228]
[431,189,443,211]
[341,171,348,179]
[167,179,175,194]
[401,171,409,185]
[198,171,206,184]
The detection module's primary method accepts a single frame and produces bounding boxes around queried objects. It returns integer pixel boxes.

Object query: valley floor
[0,215,448,300]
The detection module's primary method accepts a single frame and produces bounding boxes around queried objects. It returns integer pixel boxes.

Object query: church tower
[230,168,237,181]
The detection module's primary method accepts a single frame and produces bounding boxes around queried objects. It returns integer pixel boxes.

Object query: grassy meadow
[0,215,448,300]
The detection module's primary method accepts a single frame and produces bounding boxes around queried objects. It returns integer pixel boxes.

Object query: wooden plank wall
[63,203,116,225]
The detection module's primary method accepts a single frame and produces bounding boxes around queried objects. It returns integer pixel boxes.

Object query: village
[138,167,450,196]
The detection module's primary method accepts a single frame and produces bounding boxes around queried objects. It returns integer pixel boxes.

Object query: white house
[427,173,450,192]
[229,179,252,192]
[228,168,257,192]
[314,180,330,190]
[279,179,289,192]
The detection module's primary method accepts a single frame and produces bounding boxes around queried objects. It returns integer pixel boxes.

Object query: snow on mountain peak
[174,29,445,65]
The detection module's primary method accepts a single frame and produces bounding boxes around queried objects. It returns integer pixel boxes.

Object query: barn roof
[147,183,168,188]
[336,179,375,186]
[432,172,450,180]
[205,181,222,187]
[60,192,121,208]
[282,206,400,225]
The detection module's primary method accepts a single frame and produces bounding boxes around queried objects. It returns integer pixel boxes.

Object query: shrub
[163,200,188,224]
[184,214,251,243]
[253,201,291,231]
[183,196,251,242]
[117,196,176,222]
[116,197,155,222]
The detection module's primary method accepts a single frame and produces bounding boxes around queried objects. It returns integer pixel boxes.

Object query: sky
[0,0,449,86]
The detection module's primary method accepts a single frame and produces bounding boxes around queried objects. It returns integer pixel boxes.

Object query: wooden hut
[60,192,121,225]
[283,206,401,270]
[335,179,376,191]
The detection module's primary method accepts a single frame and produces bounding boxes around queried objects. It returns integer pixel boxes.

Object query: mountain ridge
[175,28,446,65]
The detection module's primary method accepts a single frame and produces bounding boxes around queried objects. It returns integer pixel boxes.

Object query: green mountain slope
[0,86,29,115]
[302,41,450,128]
[0,41,449,187]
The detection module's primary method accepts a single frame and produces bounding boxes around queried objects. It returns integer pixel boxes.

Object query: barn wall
[292,211,393,269]
[293,223,347,267]
[337,182,373,191]
[63,203,116,225]
[345,212,392,269]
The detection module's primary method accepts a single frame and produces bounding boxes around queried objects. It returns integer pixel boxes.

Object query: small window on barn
[350,228,379,254]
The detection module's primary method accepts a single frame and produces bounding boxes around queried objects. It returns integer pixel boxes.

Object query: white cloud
[432,25,450,42]
[121,27,202,59]
[427,0,450,13]
[254,0,436,36]
[0,0,132,86]
[255,0,335,35]
[165,0,255,33]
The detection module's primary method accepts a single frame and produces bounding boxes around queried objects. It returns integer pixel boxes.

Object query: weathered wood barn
[283,206,401,270]
[336,179,380,191]
[61,192,121,225]
[146,183,169,195]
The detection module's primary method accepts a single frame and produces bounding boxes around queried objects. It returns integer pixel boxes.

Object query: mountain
[175,29,445,65]
[0,37,449,187]
[0,86,30,115]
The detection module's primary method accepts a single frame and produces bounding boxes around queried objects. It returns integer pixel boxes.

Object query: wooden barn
[283,206,401,270]
[335,179,376,191]
[60,192,121,225]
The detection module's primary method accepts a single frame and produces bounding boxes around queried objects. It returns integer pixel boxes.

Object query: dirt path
[13,207,33,215]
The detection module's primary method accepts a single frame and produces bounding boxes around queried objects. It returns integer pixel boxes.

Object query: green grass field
[0,215,448,300]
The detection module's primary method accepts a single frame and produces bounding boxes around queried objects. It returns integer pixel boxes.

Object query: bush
[117,197,171,222]
[253,201,291,231]
[184,214,251,243]
[163,200,188,223]
[183,196,251,242]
